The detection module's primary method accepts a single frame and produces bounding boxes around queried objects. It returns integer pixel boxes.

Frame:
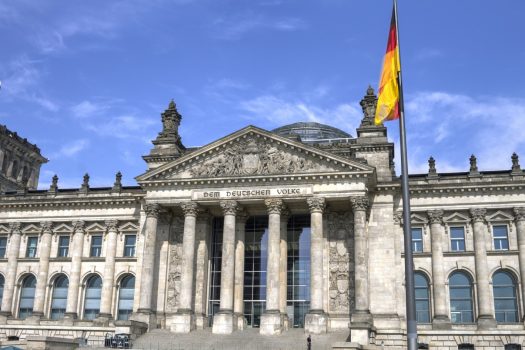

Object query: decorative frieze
[264,198,285,215]
[350,196,369,211]
[167,216,184,311]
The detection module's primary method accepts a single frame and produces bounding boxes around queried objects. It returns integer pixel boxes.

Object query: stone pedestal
[350,326,370,346]
[131,310,157,330]
[432,315,451,330]
[170,311,196,333]
[477,315,497,330]
[212,311,237,335]
[235,313,246,330]
[195,313,209,329]
[304,311,328,334]
[260,310,284,335]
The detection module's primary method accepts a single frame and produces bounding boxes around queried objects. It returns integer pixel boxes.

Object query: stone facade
[0,91,525,349]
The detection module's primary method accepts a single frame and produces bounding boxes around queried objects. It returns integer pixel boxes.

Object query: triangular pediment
[21,223,41,234]
[486,210,514,222]
[119,222,139,231]
[444,212,470,223]
[85,222,105,232]
[411,213,428,225]
[54,223,73,233]
[137,126,374,183]
[0,224,10,234]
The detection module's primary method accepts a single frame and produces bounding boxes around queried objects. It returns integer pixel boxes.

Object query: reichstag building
[1,87,525,349]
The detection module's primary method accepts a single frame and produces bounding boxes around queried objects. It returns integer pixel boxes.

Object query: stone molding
[181,202,199,217]
[427,210,444,225]
[40,221,53,234]
[350,196,369,211]
[144,203,161,218]
[470,208,487,223]
[105,219,119,232]
[9,221,21,233]
[514,207,525,222]
[72,220,85,232]
[220,200,239,216]
[307,197,326,213]
[264,198,286,215]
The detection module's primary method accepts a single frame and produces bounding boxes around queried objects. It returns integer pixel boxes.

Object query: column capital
[220,200,239,216]
[181,202,200,217]
[307,197,326,213]
[264,198,286,215]
[514,207,525,222]
[144,203,161,218]
[72,220,85,232]
[427,210,444,225]
[350,196,369,212]
[470,208,487,223]
[105,219,119,232]
[40,221,53,234]
[9,222,21,234]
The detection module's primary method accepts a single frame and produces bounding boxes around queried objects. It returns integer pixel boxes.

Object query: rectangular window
[123,235,136,257]
[493,225,509,250]
[0,236,7,258]
[26,237,38,258]
[450,227,466,252]
[57,236,70,257]
[90,235,103,257]
[412,228,423,252]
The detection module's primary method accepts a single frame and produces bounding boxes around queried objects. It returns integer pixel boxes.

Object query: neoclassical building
[1,88,525,349]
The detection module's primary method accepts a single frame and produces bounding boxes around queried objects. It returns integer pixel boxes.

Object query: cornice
[0,196,142,210]
[375,180,525,196]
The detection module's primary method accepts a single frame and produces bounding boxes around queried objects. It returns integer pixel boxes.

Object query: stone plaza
[1,87,525,349]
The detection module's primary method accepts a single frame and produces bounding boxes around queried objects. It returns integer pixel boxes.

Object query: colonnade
[135,196,370,335]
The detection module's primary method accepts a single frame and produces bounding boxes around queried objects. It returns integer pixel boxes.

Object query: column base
[26,313,43,325]
[0,312,8,325]
[477,315,497,330]
[94,313,113,326]
[304,310,328,334]
[234,312,246,330]
[131,309,157,330]
[195,313,209,329]
[212,311,237,334]
[432,315,451,330]
[349,326,371,346]
[170,310,196,333]
[260,310,284,335]
[281,313,290,331]
[64,312,78,320]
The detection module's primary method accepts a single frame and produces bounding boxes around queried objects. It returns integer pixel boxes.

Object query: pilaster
[64,220,85,320]
[98,219,119,321]
[0,222,22,318]
[32,221,53,319]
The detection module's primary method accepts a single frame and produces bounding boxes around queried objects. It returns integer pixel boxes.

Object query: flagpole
[393,0,418,349]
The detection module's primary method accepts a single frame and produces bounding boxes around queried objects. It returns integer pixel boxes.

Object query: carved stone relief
[166,216,184,312]
[327,211,354,313]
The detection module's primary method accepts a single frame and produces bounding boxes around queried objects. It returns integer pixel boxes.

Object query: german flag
[375,7,401,125]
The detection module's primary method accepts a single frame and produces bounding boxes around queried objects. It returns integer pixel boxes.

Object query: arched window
[84,275,102,320]
[415,272,431,323]
[19,275,36,319]
[50,275,68,320]
[449,272,474,323]
[117,275,135,320]
[493,271,519,323]
[0,274,4,306]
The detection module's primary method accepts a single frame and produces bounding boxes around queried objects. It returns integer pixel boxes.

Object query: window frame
[123,234,136,257]
[50,275,69,320]
[57,235,70,258]
[0,236,7,258]
[449,271,475,324]
[414,272,431,324]
[117,275,135,320]
[26,236,38,258]
[449,226,466,252]
[411,227,424,253]
[90,235,103,257]
[492,224,510,251]
[493,270,519,323]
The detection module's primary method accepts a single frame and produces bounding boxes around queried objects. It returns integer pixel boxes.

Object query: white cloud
[212,14,306,40]
[71,100,109,119]
[84,114,157,140]
[49,139,90,159]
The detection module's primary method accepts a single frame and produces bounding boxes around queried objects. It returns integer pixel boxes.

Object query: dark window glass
[207,218,223,327]
[414,273,430,323]
[90,235,102,257]
[118,275,135,320]
[412,228,423,252]
[58,236,70,257]
[124,235,136,257]
[505,344,522,350]
[84,275,102,320]
[458,344,474,350]
[449,272,474,323]
[0,274,4,306]
[26,237,38,258]
[493,271,519,323]
[450,227,466,252]
[493,225,509,250]
[0,237,7,258]
[19,275,36,319]
[51,275,68,320]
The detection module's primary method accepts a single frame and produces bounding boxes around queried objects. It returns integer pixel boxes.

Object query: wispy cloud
[413,48,443,61]
[84,114,157,141]
[49,139,90,160]
[71,100,110,119]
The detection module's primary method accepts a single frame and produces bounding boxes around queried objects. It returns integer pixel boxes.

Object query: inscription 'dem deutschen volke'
[192,187,312,200]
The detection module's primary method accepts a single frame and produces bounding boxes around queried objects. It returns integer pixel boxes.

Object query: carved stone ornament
[167,216,184,311]
[9,222,21,233]
[72,220,85,232]
[189,137,326,178]
[428,156,437,175]
[181,202,199,217]
[469,155,478,173]
[105,219,119,232]
[514,207,525,222]
[470,208,487,223]
[307,197,326,213]
[264,198,285,215]
[40,221,53,234]
[427,210,444,225]
[144,203,161,218]
[393,212,403,226]
[220,200,239,215]
[350,196,369,211]
[359,86,378,127]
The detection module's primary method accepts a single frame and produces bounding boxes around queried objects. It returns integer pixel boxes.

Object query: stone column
[234,210,248,330]
[428,210,450,329]
[260,199,286,335]
[135,203,160,323]
[279,208,290,329]
[514,207,525,323]
[305,197,328,334]
[32,222,53,318]
[98,220,119,320]
[350,197,371,326]
[194,211,211,329]
[172,202,199,333]
[0,222,22,317]
[65,220,85,319]
[212,200,239,334]
[470,208,496,329]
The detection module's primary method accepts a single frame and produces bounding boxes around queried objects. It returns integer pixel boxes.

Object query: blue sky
[1,0,524,189]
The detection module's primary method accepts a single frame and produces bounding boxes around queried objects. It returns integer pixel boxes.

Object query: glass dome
[272,122,352,143]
